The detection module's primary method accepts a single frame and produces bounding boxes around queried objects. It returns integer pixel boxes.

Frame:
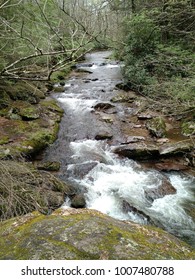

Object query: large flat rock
[0,208,194,260]
[113,143,159,160]
[159,140,194,156]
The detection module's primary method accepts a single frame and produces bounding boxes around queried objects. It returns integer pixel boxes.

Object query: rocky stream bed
[0,51,195,259]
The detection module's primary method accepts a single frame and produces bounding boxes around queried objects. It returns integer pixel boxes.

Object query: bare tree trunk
[132,0,136,13]
[162,0,169,42]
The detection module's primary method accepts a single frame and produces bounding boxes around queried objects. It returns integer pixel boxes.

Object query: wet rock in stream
[144,176,176,203]
[70,194,86,208]
[113,143,159,160]
[67,161,98,178]
[93,102,115,111]
[122,200,152,223]
[155,160,189,172]
[95,131,113,140]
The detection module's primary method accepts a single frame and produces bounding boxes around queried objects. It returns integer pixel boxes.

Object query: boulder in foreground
[0,208,195,260]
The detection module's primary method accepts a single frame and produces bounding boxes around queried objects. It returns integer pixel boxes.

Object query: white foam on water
[91,64,98,70]
[106,64,120,68]
[57,97,97,113]
[66,139,195,240]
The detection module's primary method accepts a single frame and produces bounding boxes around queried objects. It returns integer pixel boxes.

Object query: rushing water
[44,51,195,247]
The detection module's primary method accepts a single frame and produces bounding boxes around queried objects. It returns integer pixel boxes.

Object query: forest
[0,0,195,261]
[0,0,194,113]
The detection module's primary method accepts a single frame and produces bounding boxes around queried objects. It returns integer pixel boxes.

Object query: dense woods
[0,0,194,114]
[116,0,195,114]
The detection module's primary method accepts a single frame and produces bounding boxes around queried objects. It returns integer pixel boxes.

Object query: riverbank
[0,51,195,259]
[41,51,195,247]
[0,78,76,221]
[0,79,64,159]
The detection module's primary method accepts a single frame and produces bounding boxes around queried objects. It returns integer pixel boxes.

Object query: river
[43,51,195,247]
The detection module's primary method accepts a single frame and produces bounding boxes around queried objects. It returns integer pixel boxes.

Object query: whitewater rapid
[44,51,195,246]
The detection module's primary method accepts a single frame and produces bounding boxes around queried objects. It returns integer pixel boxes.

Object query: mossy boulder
[0,208,195,260]
[0,98,63,159]
[0,91,10,109]
[18,103,40,120]
[0,78,64,159]
[146,117,167,138]
[0,80,45,104]
[8,101,40,120]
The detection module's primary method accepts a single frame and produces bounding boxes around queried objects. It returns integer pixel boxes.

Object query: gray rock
[0,208,195,260]
[159,140,194,156]
[93,102,115,111]
[144,177,176,202]
[114,143,159,160]
[70,194,86,208]
[95,132,113,140]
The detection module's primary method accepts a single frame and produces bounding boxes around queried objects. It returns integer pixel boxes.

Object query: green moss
[0,107,11,117]
[0,80,45,104]
[0,91,10,109]
[0,136,9,145]
[22,129,57,154]
[146,117,167,138]
[50,67,71,82]
[182,121,195,136]
[0,96,63,159]
[40,99,64,115]
[0,210,195,260]
[20,106,40,120]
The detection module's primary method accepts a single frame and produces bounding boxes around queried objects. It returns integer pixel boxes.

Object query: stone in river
[95,132,113,140]
[144,176,176,203]
[70,194,86,208]
[113,143,159,160]
[93,102,115,111]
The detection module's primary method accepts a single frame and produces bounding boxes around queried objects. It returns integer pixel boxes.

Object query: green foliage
[118,3,195,113]
[121,12,160,89]
[155,1,195,50]
[123,12,161,57]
